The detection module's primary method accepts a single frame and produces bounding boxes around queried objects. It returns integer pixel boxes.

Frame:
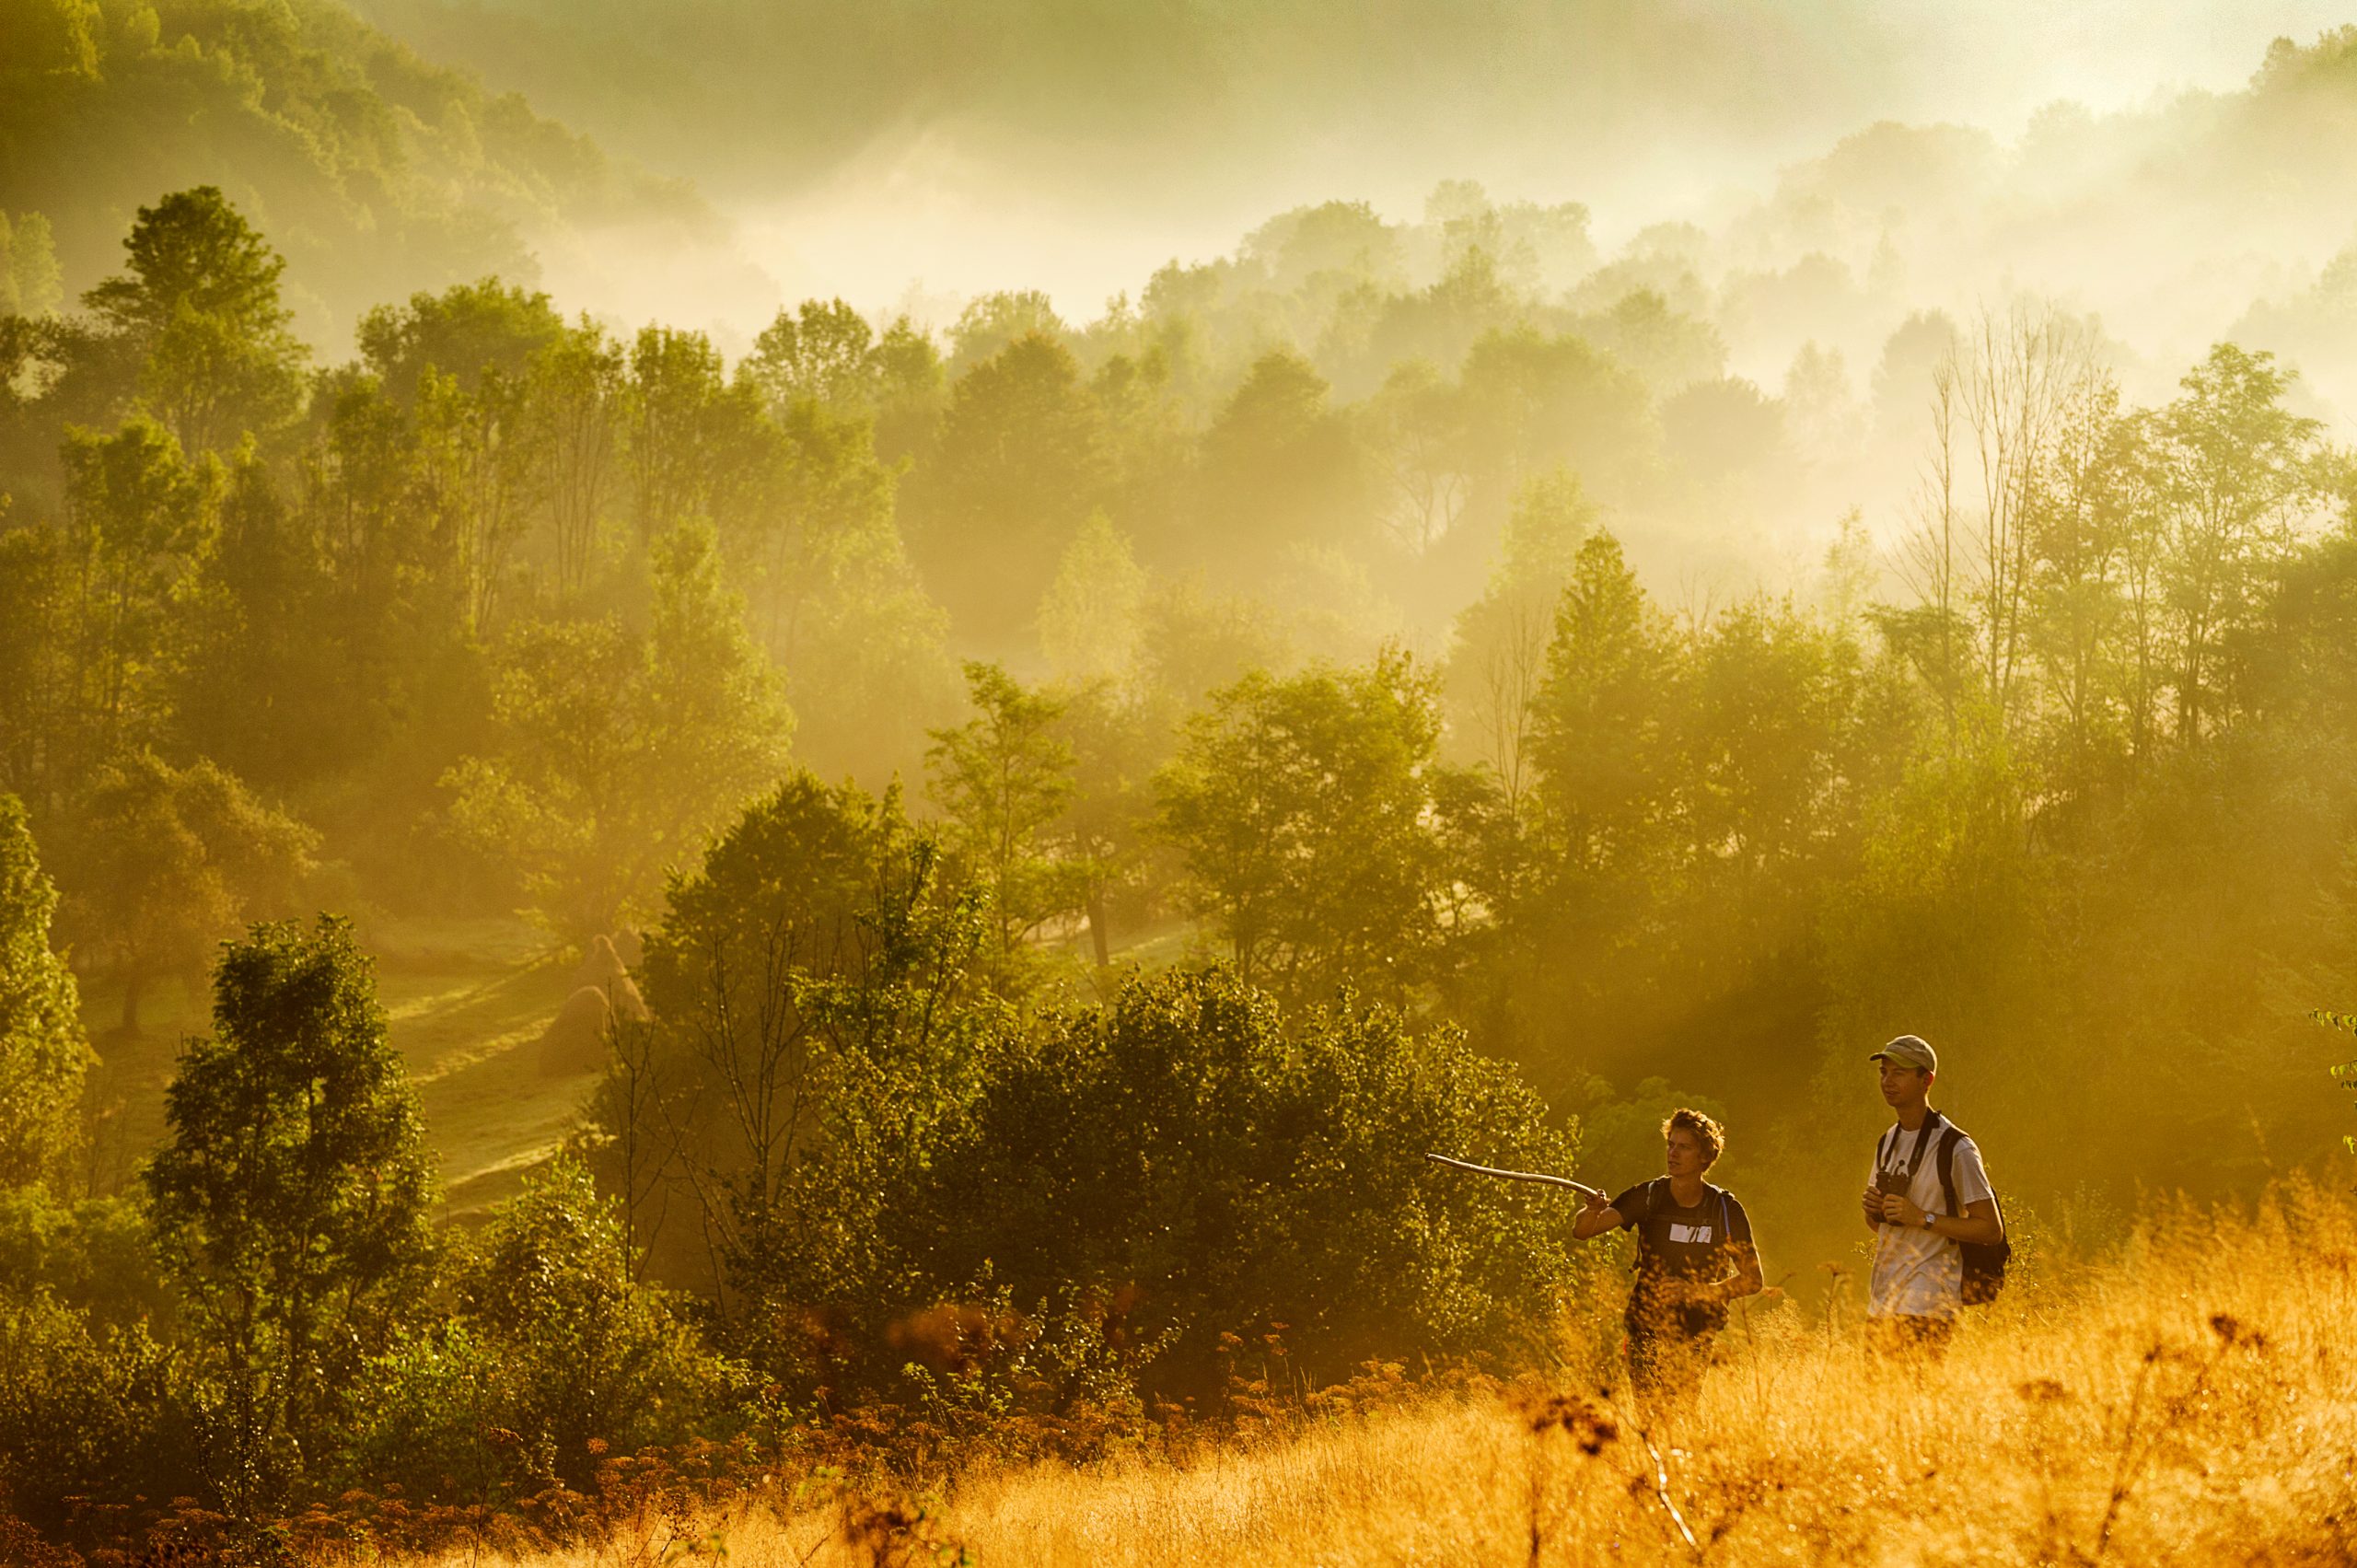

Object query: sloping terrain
[83,916,592,1215]
[0,0,714,340]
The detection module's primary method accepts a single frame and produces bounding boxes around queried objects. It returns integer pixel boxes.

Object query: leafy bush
[1573,1076,1736,1191]
[913,968,1587,1398]
[611,772,1586,1411]
[0,1188,171,1330]
[338,1155,739,1501]
[0,1287,196,1531]
[0,793,90,1188]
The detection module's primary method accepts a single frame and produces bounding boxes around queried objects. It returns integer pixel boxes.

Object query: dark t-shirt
[1611,1179,1754,1338]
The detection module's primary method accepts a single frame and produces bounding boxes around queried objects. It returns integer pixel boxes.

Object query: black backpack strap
[1935,1122,1962,1219]
[1908,1112,1939,1183]
[1881,1117,1933,1181]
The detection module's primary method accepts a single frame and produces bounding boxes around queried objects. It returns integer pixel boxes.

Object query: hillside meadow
[285,1183,2353,1568]
[75,917,587,1214]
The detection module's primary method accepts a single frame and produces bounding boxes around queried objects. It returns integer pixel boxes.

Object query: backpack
[1932,1119,2011,1306]
[1637,1177,1733,1243]
[1631,1179,1740,1330]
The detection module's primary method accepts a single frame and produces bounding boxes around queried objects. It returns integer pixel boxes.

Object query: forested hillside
[4,165,2354,1223]
[0,0,714,339]
[342,0,1911,194]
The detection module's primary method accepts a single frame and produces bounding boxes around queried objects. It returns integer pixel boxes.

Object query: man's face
[1878,1059,1930,1106]
[1665,1127,1707,1178]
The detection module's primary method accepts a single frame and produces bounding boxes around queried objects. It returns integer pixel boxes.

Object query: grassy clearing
[75,913,1198,1214]
[79,916,593,1214]
[403,1183,2354,1567]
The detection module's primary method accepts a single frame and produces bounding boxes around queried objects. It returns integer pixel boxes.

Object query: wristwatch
[1919,1212,1935,1230]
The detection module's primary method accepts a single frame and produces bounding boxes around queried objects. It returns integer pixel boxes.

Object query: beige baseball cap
[1869,1034,1938,1073]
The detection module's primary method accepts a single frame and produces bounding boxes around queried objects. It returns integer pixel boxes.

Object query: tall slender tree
[0,793,93,1188]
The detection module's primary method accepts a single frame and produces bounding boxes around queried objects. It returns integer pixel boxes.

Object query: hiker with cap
[1860,1034,2006,1353]
[1573,1108,1768,1398]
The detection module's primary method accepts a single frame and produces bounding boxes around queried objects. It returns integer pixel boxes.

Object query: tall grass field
[364,1183,2355,1568]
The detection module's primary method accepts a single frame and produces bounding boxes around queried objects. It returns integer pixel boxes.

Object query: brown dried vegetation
[18,1182,2344,1567]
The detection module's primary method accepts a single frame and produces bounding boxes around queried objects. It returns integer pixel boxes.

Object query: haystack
[606,970,651,1024]
[538,984,614,1075]
[573,933,628,993]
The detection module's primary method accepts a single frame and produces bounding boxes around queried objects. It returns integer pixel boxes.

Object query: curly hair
[1662,1107,1725,1168]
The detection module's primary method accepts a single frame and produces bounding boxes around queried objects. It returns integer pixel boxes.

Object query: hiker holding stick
[1431,1108,1767,1399]
[1574,1109,1766,1397]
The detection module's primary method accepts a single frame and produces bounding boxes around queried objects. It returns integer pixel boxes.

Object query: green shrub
[0,1188,173,1330]
[337,1155,738,1501]
[913,968,1586,1398]
[0,1287,196,1530]
[0,793,93,1188]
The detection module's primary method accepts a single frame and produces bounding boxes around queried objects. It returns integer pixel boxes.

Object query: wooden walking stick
[1424,1151,1605,1201]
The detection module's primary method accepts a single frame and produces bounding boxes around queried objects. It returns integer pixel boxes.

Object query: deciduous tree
[744,296,877,414]
[904,332,1103,645]
[145,916,435,1511]
[445,521,790,940]
[68,751,317,1033]
[603,773,992,1350]
[82,188,306,454]
[1155,650,1448,1004]
[928,663,1081,969]
[1527,531,1684,877]
[0,794,92,1188]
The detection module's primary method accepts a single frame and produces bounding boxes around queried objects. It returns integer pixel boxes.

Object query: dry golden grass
[415,1183,2357,1568]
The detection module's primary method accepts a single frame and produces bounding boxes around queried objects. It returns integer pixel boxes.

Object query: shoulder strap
[1881,1118,1933,1173]
[1907,1111,1941,1180]
[1717,1188,1732,1244]
[1643,1177,1667,1225]
[1935,1124,1962,1218]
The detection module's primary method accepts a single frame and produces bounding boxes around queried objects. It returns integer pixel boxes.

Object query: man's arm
[1696,1239,1766,1305]
[1572,1190,1624,1241]
[1862,1183,1886,1235]
[1880,1193,2003,1246]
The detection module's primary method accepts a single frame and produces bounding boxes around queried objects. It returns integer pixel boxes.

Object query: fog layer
[347,1,2356,316]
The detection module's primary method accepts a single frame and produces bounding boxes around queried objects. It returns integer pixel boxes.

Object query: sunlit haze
[4,2,2356,1554]
[441,0,2357,339]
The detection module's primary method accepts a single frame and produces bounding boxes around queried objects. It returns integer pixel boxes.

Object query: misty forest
[2,2,2355,1563]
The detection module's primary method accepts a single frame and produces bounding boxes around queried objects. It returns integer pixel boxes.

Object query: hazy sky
[722,0,2357,322]
[351,0,2357,331]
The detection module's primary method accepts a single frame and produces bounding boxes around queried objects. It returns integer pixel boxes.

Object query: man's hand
[1880,1193,1927,1227]
[1861,1184,1886,1229]
[1571,1190,1620,1241]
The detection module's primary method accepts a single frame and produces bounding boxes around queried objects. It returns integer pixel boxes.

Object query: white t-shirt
[1867,1115,1995,1320]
